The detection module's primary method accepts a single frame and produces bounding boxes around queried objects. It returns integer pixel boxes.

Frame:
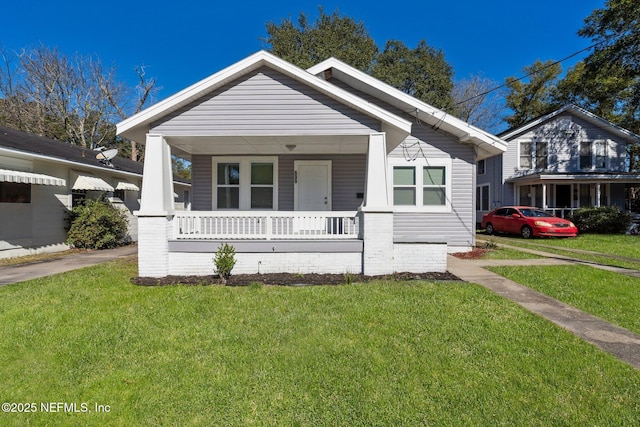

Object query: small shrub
[568,206,631,234]
[66,198,129,249]
[343,272,355,285]
[213,243,237,285]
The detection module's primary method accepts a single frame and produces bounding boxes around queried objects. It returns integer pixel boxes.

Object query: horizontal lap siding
[391,128,476,249]
[191,153,366,211]
[191,155,212,210]
[505,112,629,180]
[151,67,380,136]
[278,154,366,211]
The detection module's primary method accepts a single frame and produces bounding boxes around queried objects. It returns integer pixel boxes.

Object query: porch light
[285,144,296,152]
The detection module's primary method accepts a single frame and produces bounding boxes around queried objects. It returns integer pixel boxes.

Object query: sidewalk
[0,244,138,285]
[447,253,640,370]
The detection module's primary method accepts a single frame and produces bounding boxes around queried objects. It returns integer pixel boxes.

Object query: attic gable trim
[307,58,508,155]
[500,105,640,142]
[117,51,412,140]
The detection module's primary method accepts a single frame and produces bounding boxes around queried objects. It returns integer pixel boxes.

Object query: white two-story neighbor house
[477,105,640,221]
[117,51,507,278]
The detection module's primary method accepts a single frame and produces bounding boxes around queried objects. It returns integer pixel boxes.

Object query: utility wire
[454,37,613,106]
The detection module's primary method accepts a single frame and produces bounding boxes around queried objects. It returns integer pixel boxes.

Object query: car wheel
[521,225,533,239]
[485,223,494,235]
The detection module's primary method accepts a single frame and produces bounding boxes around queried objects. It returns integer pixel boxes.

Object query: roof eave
[308,58,508,158]
[117,51,412,143]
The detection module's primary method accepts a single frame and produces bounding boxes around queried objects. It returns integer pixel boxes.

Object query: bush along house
[117,51,507,278]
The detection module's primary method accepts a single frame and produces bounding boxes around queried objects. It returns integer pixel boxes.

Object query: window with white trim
[213,157,278,210]
[594,139,607,169]
[422,166,446,206]
[477,159,485,175]
[216,163,240,209]
[476,184,490,211]
[535,141,548,169]
[580,141,592,169]
[390,159,451,211]
[519,141,532,169]
[579,140,608,170]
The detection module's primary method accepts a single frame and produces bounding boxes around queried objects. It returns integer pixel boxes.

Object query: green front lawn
[480,233,640,270]
[1,258,640,425]
[488,264,640,336]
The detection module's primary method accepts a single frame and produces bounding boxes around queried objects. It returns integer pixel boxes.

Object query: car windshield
[519,208,553,218]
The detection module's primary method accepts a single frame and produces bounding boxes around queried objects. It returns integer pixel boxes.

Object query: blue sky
[3,0,605,104]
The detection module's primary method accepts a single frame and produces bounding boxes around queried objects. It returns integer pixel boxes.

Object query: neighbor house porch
[508,173,640,218]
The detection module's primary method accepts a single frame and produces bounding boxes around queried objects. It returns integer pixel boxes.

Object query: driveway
[0,244,137,285]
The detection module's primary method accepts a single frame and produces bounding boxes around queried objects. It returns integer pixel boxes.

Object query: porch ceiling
[165,135,370,159]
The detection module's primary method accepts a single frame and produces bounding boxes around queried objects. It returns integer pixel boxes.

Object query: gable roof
[307,57,508,160]
[117,50,413,145]
[498,104,640,142]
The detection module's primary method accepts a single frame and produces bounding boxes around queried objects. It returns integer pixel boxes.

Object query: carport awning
[72,174,114,191]
[115,180,140,191]
[0,168,66,186]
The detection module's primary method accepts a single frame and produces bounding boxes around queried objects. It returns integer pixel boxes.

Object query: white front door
[294,160,331,211]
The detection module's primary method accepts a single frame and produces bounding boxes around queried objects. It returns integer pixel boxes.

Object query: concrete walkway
[0,244,138,285]
[447,253,640,370]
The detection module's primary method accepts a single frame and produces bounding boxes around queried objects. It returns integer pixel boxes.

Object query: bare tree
[0,44,156,159]
[453,74,506,133]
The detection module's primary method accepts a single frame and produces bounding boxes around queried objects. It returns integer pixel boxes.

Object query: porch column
[135,134,175,277]
[139,134,174,215]
[360,132,394,275]
[542,184,547,209]
[596,183,601,207]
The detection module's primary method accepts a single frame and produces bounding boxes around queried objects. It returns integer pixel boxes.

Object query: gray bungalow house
[476,105,640,222]
[0,126,190,258]
[117,51,507,278]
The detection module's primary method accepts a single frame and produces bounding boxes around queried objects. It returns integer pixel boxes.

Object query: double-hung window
[580,141,592,169]
[594,140,607,169]
[217,163,240,209]
[519,141,532,169]
[476,184,490,211]
[214,157,278,210]
[535,141,548,169]
[477,159,486,175]
[391,159,451,212]
[579,140,607,169]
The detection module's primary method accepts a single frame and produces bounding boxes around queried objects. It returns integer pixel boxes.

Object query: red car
[481,206,578,238]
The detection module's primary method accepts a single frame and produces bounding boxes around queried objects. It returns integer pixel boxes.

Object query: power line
[455,37,612,106]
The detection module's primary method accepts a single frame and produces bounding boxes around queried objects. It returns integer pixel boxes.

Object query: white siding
[390,127,476,250]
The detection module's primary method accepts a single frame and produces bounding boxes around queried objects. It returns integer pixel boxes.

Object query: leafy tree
[172,156,192,180]
[504,60,562,128]
[264,7,378,72]
[265,8,456,111]
[575,0,640,133]
[555,60,635,124]
[372,40,455,111]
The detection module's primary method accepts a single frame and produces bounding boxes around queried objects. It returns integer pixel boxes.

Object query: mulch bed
[451,248,490,260]
[131,271,460,286]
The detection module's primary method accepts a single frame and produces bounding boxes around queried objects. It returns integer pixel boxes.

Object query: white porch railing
[173,211,360,240]
[546,207,578,219]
